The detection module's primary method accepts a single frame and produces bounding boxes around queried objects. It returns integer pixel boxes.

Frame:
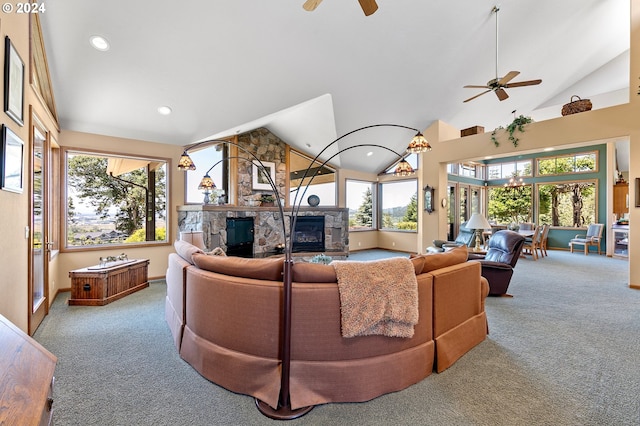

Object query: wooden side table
[69,259,149,306]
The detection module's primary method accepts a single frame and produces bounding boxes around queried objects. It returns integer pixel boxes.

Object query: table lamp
[466,213,492,252]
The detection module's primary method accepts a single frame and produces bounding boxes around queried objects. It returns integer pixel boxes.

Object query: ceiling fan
[463,6,542,103]
[303,0,378,16]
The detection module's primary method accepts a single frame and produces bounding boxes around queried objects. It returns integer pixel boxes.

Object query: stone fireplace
[292,216,325,252]
[177,205,349,260]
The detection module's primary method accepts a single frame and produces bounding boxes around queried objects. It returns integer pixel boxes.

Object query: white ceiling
[40,0,630,174]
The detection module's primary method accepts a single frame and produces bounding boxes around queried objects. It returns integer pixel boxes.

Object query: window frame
[62,147,170,251]
[346,179,376,231]
[378,178,418,232]
[535,150,598,177]
[535,179,598,228]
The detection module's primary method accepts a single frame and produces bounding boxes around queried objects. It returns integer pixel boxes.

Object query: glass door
[29,122,48,334]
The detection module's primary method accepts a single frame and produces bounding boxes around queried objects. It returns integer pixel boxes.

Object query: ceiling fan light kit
[463,5,542,103]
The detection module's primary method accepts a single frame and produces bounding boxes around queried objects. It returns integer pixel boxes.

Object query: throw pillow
[174,239,204,264]
[422,245,468,273]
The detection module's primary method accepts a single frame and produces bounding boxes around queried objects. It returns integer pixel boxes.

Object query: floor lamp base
[255,398,314,420]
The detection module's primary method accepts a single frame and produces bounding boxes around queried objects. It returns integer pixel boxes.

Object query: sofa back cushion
[174,239,204,264]
[292,262,337,283]
[192,253,284,281]
[422,245,468,273]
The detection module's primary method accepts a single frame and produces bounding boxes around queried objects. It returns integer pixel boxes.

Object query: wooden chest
[68,259,149,306]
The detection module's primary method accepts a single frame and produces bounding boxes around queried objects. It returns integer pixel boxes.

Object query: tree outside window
[380,180,417,231]
[65,151,168,248]
[538,181,596,227]
[347,180,374,230]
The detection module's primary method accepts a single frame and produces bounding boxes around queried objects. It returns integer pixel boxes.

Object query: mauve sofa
[165,241,489,409]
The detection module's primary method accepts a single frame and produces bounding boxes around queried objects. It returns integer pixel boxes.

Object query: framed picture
[252,161,276,190]
[4,36,24,126]
[424,185,435,213]
[1,125,24,193]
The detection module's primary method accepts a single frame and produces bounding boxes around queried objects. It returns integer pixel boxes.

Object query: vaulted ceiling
[40,0,630,174]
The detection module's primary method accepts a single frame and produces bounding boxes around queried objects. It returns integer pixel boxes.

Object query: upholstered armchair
[427,221,475,253]
[569,223,604,255]
[474,230,525,296]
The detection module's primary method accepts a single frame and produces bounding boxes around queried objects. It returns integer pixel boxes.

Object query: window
[346,180,375,230]
[537,180,597,227]
[380,180,418,231]
[447,162,481,178]
[185,144,225,204]
[537,151,597,176]
[64,149,168,249]
[487,160,532,180]
[384,153,418,174]
[289,150,336,206]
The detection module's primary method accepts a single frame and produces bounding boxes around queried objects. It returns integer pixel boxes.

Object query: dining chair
[569,223,604,255]
[522,226,542,260]
[539,224,550,257]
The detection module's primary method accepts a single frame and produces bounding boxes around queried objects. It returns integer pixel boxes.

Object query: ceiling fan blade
[463,89,492,103]
[504,79,543,88]
[463,85,490,89]
[302,0,323,11]
[497,71,520,85]
[495,88,509,101]
[358,0,378,16]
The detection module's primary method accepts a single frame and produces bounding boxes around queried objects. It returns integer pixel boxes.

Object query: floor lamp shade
[180,231,205,250]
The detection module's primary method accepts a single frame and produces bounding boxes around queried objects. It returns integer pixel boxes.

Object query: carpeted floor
[33,250,640,425]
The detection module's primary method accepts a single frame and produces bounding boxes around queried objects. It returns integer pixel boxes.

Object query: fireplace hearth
[292,216,325,252]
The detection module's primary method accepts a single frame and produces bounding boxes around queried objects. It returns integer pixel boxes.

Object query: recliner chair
[427,221,475,253]
[474,230,525,296]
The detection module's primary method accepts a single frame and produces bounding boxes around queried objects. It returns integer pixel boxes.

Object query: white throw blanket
[332,257,419,338]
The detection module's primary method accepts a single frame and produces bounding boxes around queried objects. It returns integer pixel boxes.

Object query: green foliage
[491,115,533,147]
[395,221,417,231]
[125,227,167,243]
[537,182,595,227]
[66,154,166,244]
[353,187,373,228]
[403,192,418,223]
[488,186,532,224]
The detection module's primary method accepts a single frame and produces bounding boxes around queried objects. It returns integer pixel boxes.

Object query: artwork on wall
[252,161,276,190]
[1,124,24,193]
[3,36,24,126]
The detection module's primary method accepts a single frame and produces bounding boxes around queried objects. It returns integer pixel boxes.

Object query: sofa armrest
[477,260,513,271]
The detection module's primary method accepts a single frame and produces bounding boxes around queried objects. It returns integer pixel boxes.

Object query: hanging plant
[491,115,533,147]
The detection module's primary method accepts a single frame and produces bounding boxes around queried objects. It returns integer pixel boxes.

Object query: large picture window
[64,149,168,249]
[346,179,375,230]
[537,180,597,227]
[380,180,418,231]
[185,143,225,204]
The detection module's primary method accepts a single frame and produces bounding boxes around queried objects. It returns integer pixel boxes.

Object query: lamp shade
[180,231,205,250]
[406,132,432,153]
[466,212,492,230]
[178,151,196,171]
[394,159,415,176]
[198,174,216,190]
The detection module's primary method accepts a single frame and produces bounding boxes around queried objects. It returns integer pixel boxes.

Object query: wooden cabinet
[69,259,149,306]
[0,314,57,425]
[613,183,629,216]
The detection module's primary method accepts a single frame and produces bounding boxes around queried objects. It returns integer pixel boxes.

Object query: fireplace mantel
[177,205,349,258]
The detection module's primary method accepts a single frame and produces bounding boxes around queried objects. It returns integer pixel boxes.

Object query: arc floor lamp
[178,124,431,419]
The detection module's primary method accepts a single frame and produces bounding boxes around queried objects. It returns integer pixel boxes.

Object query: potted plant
[491,114,533,147]
[260,194,276,207]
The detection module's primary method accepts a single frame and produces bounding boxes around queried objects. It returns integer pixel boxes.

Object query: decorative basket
[561,95,592,116]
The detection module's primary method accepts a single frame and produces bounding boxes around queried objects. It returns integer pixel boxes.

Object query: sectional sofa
[165,241,489,410]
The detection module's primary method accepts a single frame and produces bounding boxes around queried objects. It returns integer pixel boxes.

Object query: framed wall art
[252,161,276,190]
[1,125,24,193]
[4,36,24,126]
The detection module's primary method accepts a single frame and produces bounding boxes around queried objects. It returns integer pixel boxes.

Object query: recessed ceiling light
[367,151,373,156]
[544,147,555,151]
[89,35,110,51]
[157,106,172,115]
[484,156,493,159]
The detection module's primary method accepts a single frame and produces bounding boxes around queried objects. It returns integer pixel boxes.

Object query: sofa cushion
[292,262,337,283]
[192,253,284,281]
[422,245,468,273]
[410,255,425,275]
[174,239,204,264]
